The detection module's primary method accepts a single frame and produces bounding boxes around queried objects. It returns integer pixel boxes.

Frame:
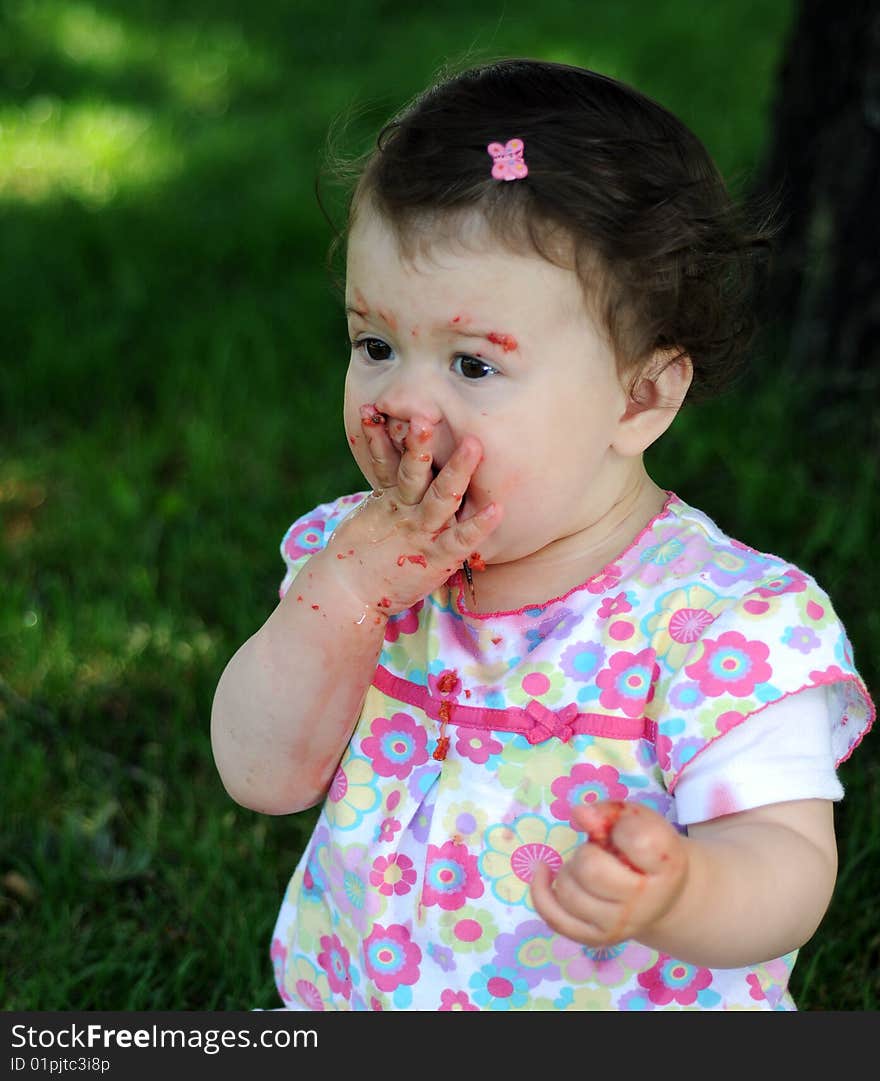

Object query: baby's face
[343,207,634,566]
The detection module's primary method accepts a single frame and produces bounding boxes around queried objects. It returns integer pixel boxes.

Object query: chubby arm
[531,798,837,968]
[210,413,501,816]
[210,553,390,815]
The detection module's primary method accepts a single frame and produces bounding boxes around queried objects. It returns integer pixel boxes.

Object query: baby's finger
[445,499,503,556]
[571,801,645,875]
[396,416,435,505]
[562,838,642,901]
[530,862,610,945]
[359,405,401,489]
[421,436,484,531]
[600,802,685,877]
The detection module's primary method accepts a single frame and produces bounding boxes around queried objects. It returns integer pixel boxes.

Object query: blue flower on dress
[469,964,530,1010]
[560,640,606,683]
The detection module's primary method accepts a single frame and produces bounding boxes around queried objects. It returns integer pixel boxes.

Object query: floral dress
[269,490,874,1010]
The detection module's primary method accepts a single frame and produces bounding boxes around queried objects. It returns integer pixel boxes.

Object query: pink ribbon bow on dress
[524,700,579,744]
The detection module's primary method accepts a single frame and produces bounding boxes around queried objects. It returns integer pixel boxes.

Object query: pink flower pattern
[550,763,628,825]
[638,955,716,1006]
[686,630,772,697]
[596,648,659,716]
[317,934,352,999]
[423,839,484,910]
[369,853,417,897]
[363,924,421,992]
[361,712,429,779]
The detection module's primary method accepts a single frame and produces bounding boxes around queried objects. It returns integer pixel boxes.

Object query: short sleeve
[278,492,369,600]
[673,684,844,825]
[652,569,875,795]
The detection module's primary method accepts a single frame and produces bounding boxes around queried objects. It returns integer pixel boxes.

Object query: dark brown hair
[319,58,784,402]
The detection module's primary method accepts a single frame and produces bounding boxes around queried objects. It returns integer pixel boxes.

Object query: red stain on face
[468,552,486,572]
[487,332,518,352]
[376,306,397,332]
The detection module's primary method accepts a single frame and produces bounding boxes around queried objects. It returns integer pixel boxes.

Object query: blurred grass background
[1,0,877,1010]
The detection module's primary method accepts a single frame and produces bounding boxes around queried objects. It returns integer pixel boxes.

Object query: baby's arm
[210,414,501,815]
[531,798,837,968]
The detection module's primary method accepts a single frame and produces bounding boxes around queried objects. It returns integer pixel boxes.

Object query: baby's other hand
[530,800,688,949]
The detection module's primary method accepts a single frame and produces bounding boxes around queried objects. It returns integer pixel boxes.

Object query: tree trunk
[754,0,880,397]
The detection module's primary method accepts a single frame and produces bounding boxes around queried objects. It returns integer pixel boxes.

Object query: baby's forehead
[347,206,588,304]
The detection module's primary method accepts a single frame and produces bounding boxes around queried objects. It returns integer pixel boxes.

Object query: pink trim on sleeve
[667,672,875,794]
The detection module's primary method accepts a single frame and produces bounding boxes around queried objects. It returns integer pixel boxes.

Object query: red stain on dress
[708,782,739,818]
[468,552,486,572]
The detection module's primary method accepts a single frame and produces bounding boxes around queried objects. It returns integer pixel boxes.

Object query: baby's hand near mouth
[325,404,502,616]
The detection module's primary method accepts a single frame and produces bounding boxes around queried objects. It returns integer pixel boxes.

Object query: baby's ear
[613,349,693,456]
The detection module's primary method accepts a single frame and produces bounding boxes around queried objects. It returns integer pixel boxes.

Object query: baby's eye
[351,337,393,362]
[452,355,498,380]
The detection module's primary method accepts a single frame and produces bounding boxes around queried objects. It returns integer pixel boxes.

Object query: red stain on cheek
[487,332,518,352]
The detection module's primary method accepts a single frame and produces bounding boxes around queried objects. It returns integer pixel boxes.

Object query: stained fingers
[395,416,435,505]
[358,405,400,489]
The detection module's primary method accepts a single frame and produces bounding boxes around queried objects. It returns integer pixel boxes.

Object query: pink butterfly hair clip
[487,138,528,181]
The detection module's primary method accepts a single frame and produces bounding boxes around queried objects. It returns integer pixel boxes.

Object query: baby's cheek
[476,463,527,502]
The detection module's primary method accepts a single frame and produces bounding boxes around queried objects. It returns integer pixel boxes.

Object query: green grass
[2,0,877,1011]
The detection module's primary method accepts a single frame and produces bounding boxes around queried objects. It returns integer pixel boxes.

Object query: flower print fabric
[271,491,874,1011]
